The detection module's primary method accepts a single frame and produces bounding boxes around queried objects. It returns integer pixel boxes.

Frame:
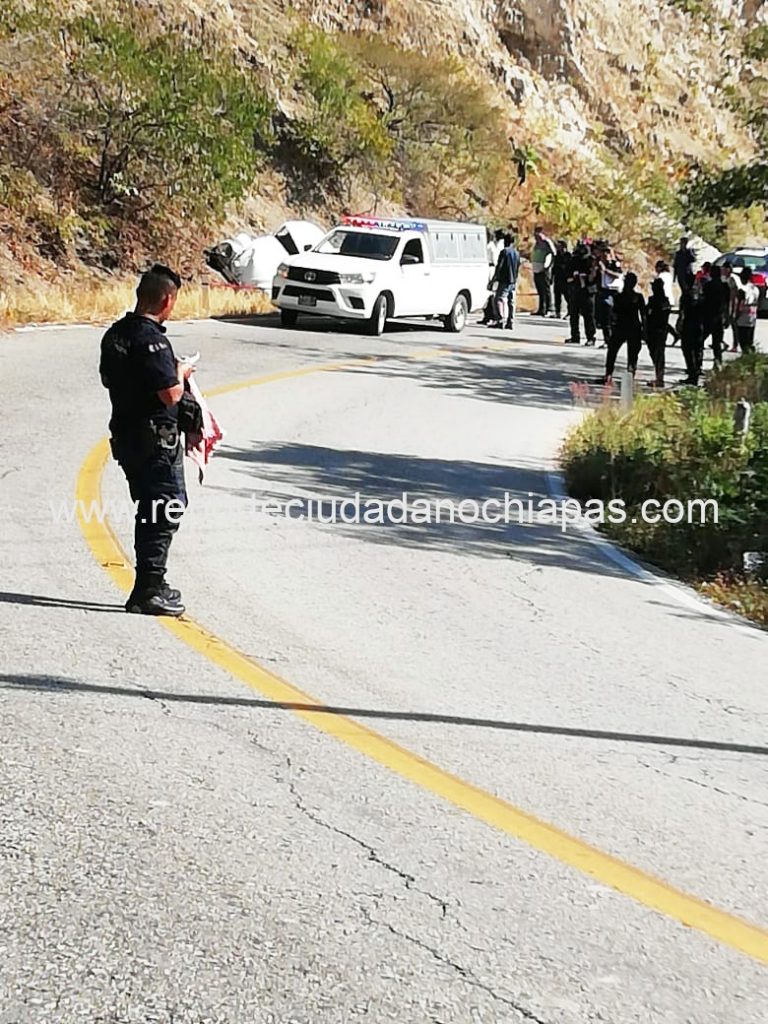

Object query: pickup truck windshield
[317,229,399,261]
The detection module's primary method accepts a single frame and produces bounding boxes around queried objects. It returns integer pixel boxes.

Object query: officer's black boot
[126,572,184,617]
[156,580,182,602]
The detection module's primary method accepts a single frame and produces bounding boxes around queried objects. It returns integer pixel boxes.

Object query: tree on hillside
[341,35,510,215]
[0,1,272,262]
[684,24,768,224]
[59,13,272,214]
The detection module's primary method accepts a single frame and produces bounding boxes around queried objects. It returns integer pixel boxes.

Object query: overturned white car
[205,220,325,291]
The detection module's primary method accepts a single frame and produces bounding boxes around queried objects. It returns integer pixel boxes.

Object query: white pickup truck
[272,216,489,335]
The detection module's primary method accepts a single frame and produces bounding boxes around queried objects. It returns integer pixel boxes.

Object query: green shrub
[685,163,768,219]
[561,386,768,580]
[61,12,272,215]
[700,577,768,626]
[668,0,713,16]
[705,352,768,405]
[286,28,393,192]
[1,2,272,233]
[532,184,602,238]
[744,24,768,61]
[281,30,510,214]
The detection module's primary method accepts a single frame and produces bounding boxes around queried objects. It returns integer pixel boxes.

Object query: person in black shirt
[701,265,729,369]
[565,242,597,345]
[553,240,571,319]
[678,287,705,384]
[604,272,646,382]
[494,233,521,329]
[646,277,671,387]
[672,236,695,296]
[100,265,194,616]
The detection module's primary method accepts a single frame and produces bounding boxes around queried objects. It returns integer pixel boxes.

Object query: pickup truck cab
[272,216,489,335]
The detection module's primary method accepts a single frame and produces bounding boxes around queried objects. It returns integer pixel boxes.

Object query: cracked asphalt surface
[1,312,767,1023]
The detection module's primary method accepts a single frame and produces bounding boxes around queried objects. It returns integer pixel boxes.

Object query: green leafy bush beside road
[561,357,768,624]
[0,2,272,269]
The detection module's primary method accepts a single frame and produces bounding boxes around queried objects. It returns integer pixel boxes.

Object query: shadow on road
[214,311,447,336]
[215,441,629,577]
[0,591,123,612]
[2,673,765,757]
[340,343,598,411]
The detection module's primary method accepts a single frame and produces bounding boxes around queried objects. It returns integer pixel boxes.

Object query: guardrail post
[734,397,752,438]
[620,370,634,411]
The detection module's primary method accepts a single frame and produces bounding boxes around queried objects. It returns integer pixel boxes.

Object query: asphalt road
[1,311,767,1023]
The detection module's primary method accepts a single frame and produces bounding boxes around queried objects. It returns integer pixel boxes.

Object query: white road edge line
[545,469,762,641]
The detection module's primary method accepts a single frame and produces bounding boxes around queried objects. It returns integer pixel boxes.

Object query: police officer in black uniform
[99,264,193,616]
[565,241,597,345]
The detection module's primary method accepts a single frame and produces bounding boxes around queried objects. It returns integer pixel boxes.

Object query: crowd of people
[481,229,761,388]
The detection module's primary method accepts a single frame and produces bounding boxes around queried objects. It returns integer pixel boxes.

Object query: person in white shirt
[486,228,504,267]
[654,259,674,305]
[654,259,679,345]
[721,262,741,352]
[594,244,622,348]
[480,229,505,324]
[531,226,556,316]
[734,267,759,353]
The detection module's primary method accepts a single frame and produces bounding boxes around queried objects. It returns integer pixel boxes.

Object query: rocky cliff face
[280,0,761,167]
[2,0,764,292]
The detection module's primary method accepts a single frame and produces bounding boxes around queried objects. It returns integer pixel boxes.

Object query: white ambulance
[272,216,489,335]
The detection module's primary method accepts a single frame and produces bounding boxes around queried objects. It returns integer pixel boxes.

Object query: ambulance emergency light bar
[342,215,428,232]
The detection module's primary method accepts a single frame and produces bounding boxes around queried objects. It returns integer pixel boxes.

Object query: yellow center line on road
[75,344,768,967]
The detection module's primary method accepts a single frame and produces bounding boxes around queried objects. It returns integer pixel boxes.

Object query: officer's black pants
[605,326,642,378]
[647,327,667,381]
[595,291,613,345]
[534,270,552,316]
[569,288,596,344]
[702,318,724,365]
[113,438,187,594]
[736,325,756,353]
[554,275,569,318]
[681,324,704,384]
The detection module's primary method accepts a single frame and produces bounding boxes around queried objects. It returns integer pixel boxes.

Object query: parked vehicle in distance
[272,216,489,335]
[205,220,325,291]
[713,246,768,313]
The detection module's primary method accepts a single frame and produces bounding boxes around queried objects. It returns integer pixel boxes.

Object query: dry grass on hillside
[0,280,274,329]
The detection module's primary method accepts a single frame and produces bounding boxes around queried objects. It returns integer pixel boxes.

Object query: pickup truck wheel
[280,309,298,328]
[366,294,388,336]
[444,293,468,333]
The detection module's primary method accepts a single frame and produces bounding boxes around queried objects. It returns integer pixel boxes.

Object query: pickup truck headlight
[339,271,376,284]
[276,263,290,279]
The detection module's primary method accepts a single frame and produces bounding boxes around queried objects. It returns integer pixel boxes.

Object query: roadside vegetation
[0,0,766,329]
[0,281,272,328]
[0,1,272,277]
[683,21,768,240]
[561,356,768,626]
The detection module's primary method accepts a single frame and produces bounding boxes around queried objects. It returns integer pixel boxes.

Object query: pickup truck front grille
[283,285,335,301]
[286,266,341,285]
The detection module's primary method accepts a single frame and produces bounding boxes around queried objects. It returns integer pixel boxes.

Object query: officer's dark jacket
[495,245,520,287]
[613,289,646,331]
[701,277,730,320]
[566,249,591,284]
[99,313,179,440]
[553,251,571,281]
